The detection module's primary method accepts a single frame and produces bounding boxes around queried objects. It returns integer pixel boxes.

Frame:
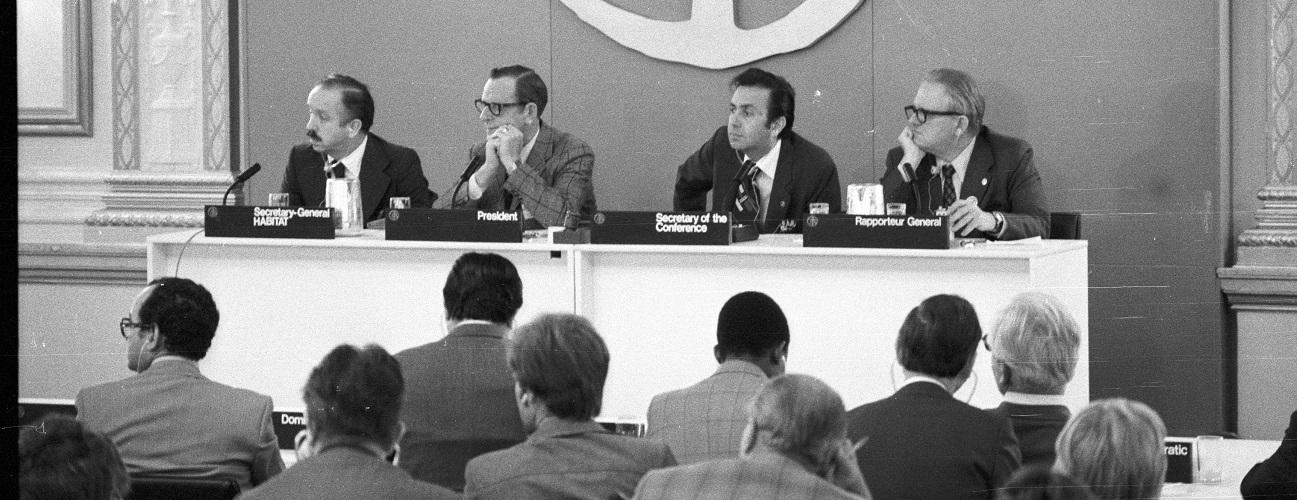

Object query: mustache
[306,130,321,141]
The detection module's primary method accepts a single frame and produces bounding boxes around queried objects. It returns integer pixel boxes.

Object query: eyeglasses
[474,99,526,117]
[904,105,963,125]
[981,334,991,352]
[120,318,151,338]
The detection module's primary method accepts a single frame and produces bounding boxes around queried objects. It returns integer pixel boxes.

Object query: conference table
[1161,438,1282,499]
[146,229,1089,420]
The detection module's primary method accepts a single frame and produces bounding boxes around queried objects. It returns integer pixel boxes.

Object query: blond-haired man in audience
[986,291,1081,468]
[1053,398,1167,500]
[634,374,872,500]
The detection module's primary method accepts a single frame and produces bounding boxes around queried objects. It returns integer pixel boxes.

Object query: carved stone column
[86,0,235,231]
[1218,0,1297,439]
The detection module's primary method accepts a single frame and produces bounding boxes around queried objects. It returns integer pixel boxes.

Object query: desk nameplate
[204,205,335,239]
[385,208,523,243]
[591,211,731,245]
[803,214,949,249]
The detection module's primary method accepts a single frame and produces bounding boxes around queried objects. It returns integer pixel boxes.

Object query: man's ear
[143,326,162,352]
[768,116,787,139]
[524,102,539,125]
[714,345,723,364]
[347,118,363,137]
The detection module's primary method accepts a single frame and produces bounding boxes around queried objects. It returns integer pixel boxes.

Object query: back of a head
[748,373,847,464]
[507,313,609,421]
[304,344,405,446]
[730,67,796,138]
[443,252,524,324]
[896,294,982,378]
[315,73,375,131]
[922,68,986,133]
[489,65,548,117]
[996,465,1095,500]
[1054,398,1167,500]
[991,292,1081,394]
[717,291,790,359]
[140,277,220,360]
[20,414,130,500]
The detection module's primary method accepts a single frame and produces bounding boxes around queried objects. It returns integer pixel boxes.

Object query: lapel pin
[981,178,987,186]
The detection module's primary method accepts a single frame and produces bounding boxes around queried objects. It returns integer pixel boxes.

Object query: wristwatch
[991,212,1006,234]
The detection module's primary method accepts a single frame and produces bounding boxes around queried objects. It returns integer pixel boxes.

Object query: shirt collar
[900,375,948,391]
[947,135,976,177]
[530,418,607,440]
[1002,391,1069,406]
[714,359,769,378]
[743,138,782,179]
[326,134,369,178]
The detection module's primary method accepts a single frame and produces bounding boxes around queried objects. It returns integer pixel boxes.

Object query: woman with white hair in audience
[986,291,1082,468]
[1053,398,1167,500]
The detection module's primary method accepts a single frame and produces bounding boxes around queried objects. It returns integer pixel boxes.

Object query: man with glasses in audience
[76,277,284,491]
[281,73,436,222]
[675,67,841,233]
[880,68,1048,240]
[438,65,597,228]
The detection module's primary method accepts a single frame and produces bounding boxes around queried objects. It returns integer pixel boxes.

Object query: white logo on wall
[559,0,865,69]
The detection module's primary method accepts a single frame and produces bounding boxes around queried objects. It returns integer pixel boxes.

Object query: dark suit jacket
[880,126,1048,240]
[280,133,435,222]
[438,122,597,227]
[464,419,676,500]
[847,382,1021,500]
[236,445,458,500]
[394,322,527,491]
[75,358,284,491]
[986,401,1070,469]
[1241,409,1297,500]
[632,448,870,500]
[675,126,842,233]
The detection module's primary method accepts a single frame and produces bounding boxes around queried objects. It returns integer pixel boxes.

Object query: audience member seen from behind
[464,314,676,499]
[847,294,1021,500]
[646,291,790,464]
[1053,398,1167,500]
[994,465,1094,500]
[238,344,457,500]
[634,373,872,500]
[20,414,131,500]
[986,292,1082,468]
[75,277,283,491]
[1240,408,1297,500]
[394,252,528,491]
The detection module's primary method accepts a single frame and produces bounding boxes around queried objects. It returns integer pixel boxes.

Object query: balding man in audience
[21,414,131,500]
[986,291,1081,468]
[847,294,1021,500]
[464,314,676,499]
[76,277,284,491]
[395,252,528,491]
[646,291,789,464]
[238,344,457,500]
[634,374,872,500]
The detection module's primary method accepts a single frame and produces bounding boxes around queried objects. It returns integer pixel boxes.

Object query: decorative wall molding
[18,242,147,285]
[18,0,93,136]
[95,0,235,228]
[19,170,109,225]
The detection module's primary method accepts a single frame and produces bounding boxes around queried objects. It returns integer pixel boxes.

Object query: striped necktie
[735,160,761,223]
[941,164,956,208]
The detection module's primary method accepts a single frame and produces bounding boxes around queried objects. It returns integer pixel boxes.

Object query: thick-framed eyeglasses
[474,99,526,116]
[904,105,964,125]
[981,334,991,351]
[120,318,151,338]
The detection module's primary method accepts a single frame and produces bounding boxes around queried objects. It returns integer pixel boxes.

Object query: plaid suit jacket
[439,122,597,227]
[645,360,768,465]
[632,448,870,500]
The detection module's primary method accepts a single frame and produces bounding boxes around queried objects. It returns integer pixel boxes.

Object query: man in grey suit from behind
[645,291,790,465]
[76,277,284,491]
[238,344,457,500]
[395,252,528,491]
[633,374,872,500]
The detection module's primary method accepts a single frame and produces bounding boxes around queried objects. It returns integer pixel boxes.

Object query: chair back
[126,475,240,500]
[1049,211,1082,239]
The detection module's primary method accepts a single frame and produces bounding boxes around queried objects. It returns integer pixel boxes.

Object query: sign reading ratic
[558,0,865,69]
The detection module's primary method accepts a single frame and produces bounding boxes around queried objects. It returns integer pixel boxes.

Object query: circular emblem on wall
[558,0,865,69]
[806,215,819,228]
[206,207,218,219]
[388,210,400,222]
[594,213,607,225]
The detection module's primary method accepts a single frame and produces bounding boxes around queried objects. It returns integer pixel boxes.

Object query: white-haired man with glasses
[75,277,284,492]
[880,68,1049,240]
[437,65,597,229]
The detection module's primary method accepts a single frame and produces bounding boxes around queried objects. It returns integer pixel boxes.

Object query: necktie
[735,160,762,223]
[941,164,956,208]
[330,161,347,179]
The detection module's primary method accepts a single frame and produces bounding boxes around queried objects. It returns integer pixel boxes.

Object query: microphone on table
[222,163,262,206]
[451,152,486,205]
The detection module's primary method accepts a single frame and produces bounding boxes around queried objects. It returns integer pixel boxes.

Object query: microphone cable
[171,227,206,277]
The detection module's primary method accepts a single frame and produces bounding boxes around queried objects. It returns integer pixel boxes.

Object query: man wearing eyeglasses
[880,68,1049,240]
[281,73,436,222]
[437,65,596,228]
[75,277,284,491]
[675,67,842,233]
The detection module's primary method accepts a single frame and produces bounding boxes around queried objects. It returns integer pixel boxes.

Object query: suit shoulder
[547,125,593,153]
[787,132,835,164]
[982,127,1033,156]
